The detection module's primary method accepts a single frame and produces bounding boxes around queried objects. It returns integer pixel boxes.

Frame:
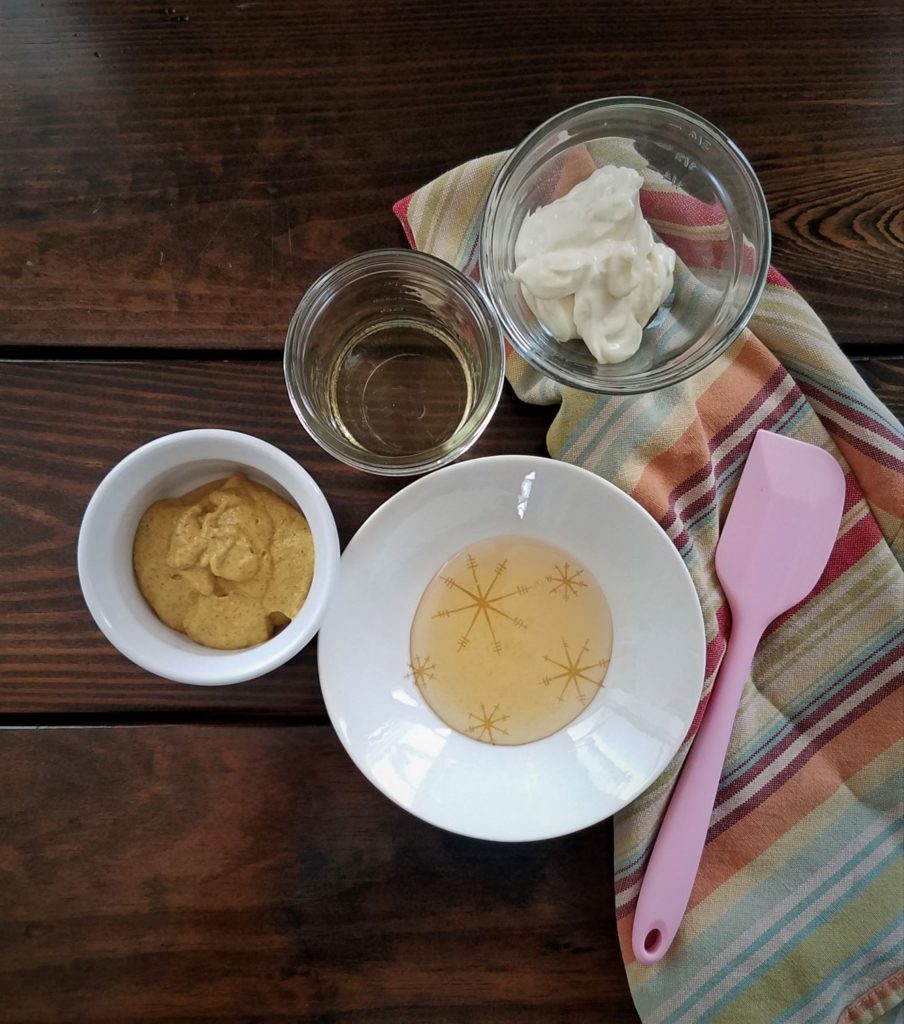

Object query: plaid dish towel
[394,152,904,1024]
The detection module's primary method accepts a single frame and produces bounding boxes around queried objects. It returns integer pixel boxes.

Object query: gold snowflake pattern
[547,561,588,601]
[466,703,510,744]
[541,639,609,704]
[406,654,436,689]
[432,554,531,655]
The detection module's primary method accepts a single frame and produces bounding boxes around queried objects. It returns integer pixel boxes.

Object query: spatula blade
[715,430,846,625]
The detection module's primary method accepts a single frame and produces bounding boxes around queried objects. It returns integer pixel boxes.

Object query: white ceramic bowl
[318,455,705,841]
[78,430,340,685]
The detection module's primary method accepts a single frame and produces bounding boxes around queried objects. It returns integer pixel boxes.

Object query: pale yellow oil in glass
[408,535,613,746]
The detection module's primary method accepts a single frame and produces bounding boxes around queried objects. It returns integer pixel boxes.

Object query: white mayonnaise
[513,165,676,364]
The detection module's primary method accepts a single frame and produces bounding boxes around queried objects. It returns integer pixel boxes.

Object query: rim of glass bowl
[478,96,772,395]
[284,249,505,477]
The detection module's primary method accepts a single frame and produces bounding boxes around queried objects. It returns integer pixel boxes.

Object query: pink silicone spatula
[632,429,845,965]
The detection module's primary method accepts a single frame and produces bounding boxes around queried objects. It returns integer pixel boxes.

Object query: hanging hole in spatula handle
[641,926,663,957]
[633,918,674,966]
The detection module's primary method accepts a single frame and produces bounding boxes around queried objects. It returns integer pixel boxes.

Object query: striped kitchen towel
[394,152,903,1024]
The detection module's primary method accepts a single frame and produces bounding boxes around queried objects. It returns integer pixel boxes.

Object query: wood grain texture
[0,724,637,1024]
[852,356,904,413]
[1,358,899,718]
[0,0,901,352]
[0,359,552,716]
[0,6,899,1020]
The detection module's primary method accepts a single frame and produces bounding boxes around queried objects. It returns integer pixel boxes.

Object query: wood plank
[1,358,900,718]
[0,723,639,1023]
[1,0,901,353]
[0,359,552,716]
[852,356,904,415]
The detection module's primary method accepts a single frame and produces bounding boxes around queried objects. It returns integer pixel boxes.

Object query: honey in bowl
[409,535,613,745]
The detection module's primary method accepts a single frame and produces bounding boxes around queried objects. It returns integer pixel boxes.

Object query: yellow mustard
[133,473,314,650]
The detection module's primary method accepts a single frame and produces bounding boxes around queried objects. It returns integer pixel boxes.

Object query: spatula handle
[632,619,762,965]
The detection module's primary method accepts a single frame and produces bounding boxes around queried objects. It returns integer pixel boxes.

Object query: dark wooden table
[1,2,901,1021]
